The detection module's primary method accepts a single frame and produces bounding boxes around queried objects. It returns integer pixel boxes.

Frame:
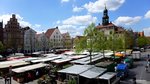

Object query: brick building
[3,14,23,52]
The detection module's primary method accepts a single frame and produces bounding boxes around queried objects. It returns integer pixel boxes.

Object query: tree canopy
[137,36,149,47]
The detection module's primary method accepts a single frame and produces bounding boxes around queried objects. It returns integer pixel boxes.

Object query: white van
[132,51,141,60]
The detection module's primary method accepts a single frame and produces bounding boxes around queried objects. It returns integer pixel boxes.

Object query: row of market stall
[57,65,120,84]
[0,52,106,83]
[0,50,135,84]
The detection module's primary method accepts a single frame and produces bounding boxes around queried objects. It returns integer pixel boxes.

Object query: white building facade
[36,32,49,51]
[45,27,63,49]
[23,27,37,53]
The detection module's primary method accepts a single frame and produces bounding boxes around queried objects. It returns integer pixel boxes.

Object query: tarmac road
[120,49,150,84]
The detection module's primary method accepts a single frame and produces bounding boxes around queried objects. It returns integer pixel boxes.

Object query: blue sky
[0,0,150,37]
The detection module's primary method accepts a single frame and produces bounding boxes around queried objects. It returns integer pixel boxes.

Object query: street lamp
[9,65,12,84]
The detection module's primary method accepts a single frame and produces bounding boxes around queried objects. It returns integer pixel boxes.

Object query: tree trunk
[102,49,105,58]
[89,51,92,64]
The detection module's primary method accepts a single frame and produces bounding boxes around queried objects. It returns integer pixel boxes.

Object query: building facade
[62,32,72,49]
[3,14,23,52]
[96,6,145,48]
[23,27,37,53]
[36,33,49,51]
[96,6,124,37]
[0,21,3,43]
[45,27,63,49]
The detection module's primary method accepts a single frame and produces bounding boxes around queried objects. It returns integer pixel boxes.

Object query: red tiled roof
[45,28,56,38]
[96,23,116,29]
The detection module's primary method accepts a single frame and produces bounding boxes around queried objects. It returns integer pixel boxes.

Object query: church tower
[102,5,109,25]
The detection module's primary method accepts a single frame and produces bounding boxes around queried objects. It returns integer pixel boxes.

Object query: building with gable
[62,32,72,49]
[96,6,145,48]
[3,14,23,52]
[45,27,63,49]
[96,6,125,37]
[23,26,37,53]
[35,32,49,51]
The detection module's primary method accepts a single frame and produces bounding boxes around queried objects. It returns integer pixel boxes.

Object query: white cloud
[145,10,150,19]
[143,27,150,36]
[62,15,97,25]
[73,6,84,12]
[19,21,32,27]
[83,0,125,13]
[33,24,41,28]
[61,0,70,3]
[58,25,85,37]
[0,14,41,31]
[57,15,97,37]
[56,20,61,24]
[114,16,142,26]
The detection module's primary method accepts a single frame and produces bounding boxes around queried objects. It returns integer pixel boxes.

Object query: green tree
[125,29,134,48]
[94,30,109,58]
[137,36,149,47]
[75,23,96,63]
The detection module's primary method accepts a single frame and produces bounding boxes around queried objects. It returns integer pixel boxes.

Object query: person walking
[145,64,148,72]
[148,54,150,58]
[133,77,136,84]
[4,76,7,84]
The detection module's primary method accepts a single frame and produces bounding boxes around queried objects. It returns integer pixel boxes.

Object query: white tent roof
[79,67,106,79]
[12,63,48,73]
[99,72,116,80]
[58,65,94,75]
[31,56,61,63]
[52,58,72,64]
[71,54,102,64]
[0,60,29,69]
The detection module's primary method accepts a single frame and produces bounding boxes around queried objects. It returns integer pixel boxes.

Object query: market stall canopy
[95,61,113,68]
[79,67,106,79]
[115,52,125,57]
[52,58,72,64]
[31,56,61,63]
[71,54,103,65]
[0,60,29,69]
[12,63,49,73]
[58,65,94,75]
[99,72,116,80]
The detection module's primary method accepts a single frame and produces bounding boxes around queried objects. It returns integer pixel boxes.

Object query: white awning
[71,54,103,64]
[52,58,72,64]
[99,72,116,80]
[12,63,48,73]
[0,60,29,69]
[79,67,106,79]
[58,65,94,75]
[31,56,61,63]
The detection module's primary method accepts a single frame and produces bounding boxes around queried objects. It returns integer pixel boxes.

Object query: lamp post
[9,65,12,84]
[112,27,115,60]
